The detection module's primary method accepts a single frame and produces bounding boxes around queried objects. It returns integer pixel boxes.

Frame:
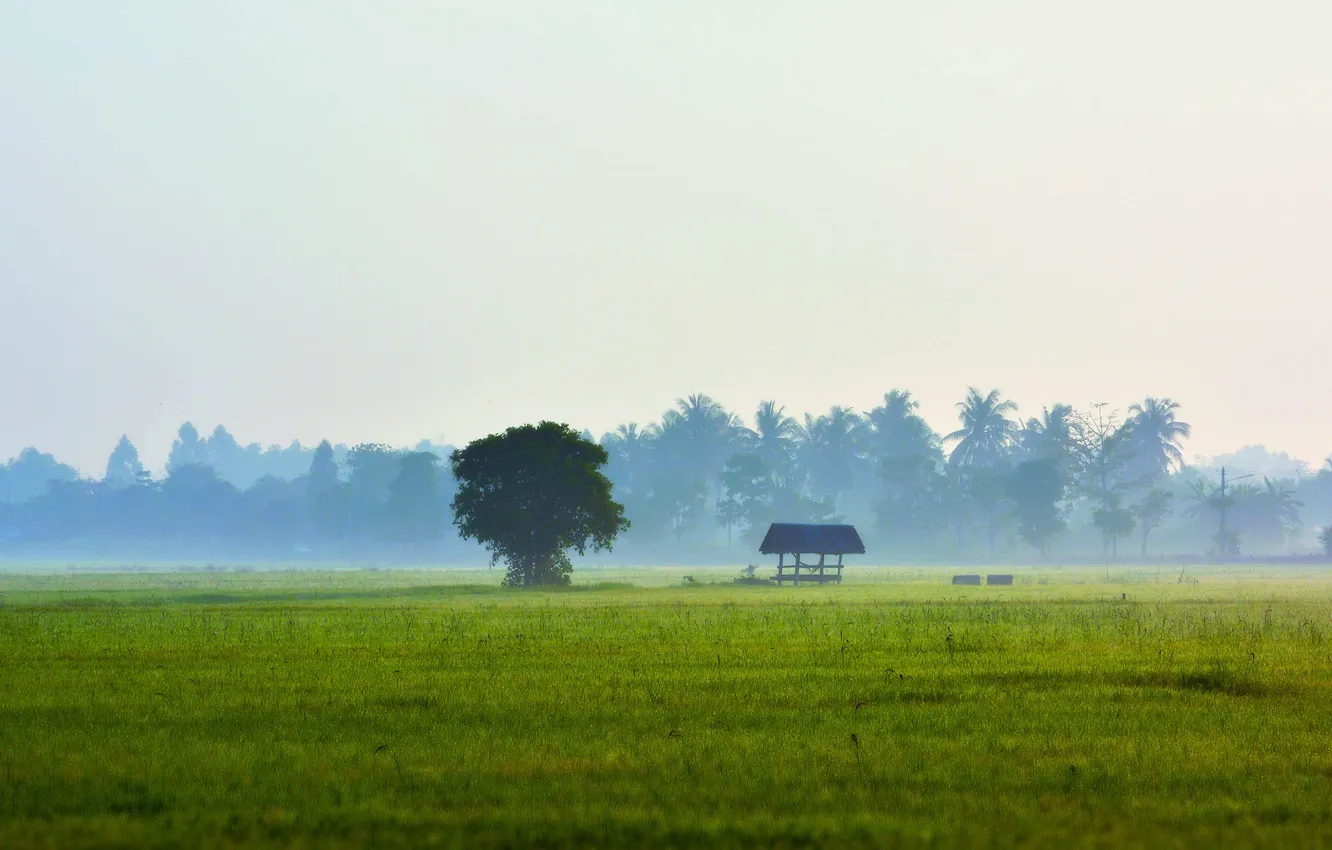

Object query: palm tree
[600,423,654,495]
[944,388,1018,468]
[746,400,798,485]
[1126,398,1192,475]
[1017,403,1075,465]
[652,394,742,501]
[866,390,941,463]
[794,406,866,502]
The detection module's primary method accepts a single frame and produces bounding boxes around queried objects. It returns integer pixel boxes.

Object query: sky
[2,2,1330,475]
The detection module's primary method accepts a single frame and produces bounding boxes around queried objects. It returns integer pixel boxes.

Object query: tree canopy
[450,422,628,587]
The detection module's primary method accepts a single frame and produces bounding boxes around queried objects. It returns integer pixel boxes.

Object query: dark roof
[759,523,865,555]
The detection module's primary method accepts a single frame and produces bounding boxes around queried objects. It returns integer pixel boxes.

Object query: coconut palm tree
[794,406,866,502]
[651,394,743,500]
[1017,403,1076,466]
[600,423,654,495]
[1126,397,1192,475]
[745,400,799,485]
[944,388,1018,468]
[866,390,941,464]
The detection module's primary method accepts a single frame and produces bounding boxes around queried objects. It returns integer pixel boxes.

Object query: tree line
[2,388,1330,561]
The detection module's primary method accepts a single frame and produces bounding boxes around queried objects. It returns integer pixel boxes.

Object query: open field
[2,565,1331,847]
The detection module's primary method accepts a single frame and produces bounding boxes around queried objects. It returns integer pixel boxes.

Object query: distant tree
[386,452,447,547]
[306,440,345,541]
[1237,478,1304,550]
[652,394,742,502]
[1320,526,1332,559]
[1133,488,1174,558]
[239,475,304,545]
[1007,459,1066,556]
[866,390,941,469]
[945,388,1017,468]
[1092,498,1136,559]
[1125,398,1191,477]
[1016,404,1076,469]
[1070,404,1138,554]
[450,422,628,587]
[600,423,653,496]
[718,453,771,553]
[103,436,144,488]
[166,423,209,474]
[343,443,402,534]
[875,454,945,551]
[746,401,799,485]
[308,441,339,492]
[160,463,238,538]
[794,406,866,502]
[966,465,1014,559]
[0,448,80,504]
[641,472,709,550]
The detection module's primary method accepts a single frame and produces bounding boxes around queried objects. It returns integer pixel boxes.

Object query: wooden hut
[759,523,865,585]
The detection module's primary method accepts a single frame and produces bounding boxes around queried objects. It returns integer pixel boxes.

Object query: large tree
[945,388,1017,468]
[451,422,628,587]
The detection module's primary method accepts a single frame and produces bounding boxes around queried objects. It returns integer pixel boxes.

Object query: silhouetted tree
[1007,459,1065,556]
[1017,404,1076,469]
[1092,497,1136,559]
[945,388,1017,468]
[1125,398,1191,479]
[307,440,345,541]
[344,443,402,536]
[451,422,628,587]
[103,436,144,488]
[0,448,79,504]
[1070,404,1138,554]
[867,390,940,465]
[745,401,799,486]
[794,406,866,502]
[652,394,742,502]
[1133,488,1173,558]
[718,453,770,552]
[166,423,208,474]
[875,454,946,553]
[386,452,446,547]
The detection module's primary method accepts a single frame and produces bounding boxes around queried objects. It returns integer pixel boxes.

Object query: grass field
[1,564,1331,847]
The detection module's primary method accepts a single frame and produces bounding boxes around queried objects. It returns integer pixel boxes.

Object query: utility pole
[1217,467,1254,562]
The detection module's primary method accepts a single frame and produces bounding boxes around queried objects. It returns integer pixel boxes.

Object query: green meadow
[1,565,1330,847]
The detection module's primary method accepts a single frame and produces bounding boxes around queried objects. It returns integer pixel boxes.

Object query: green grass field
[2,565,1330,847]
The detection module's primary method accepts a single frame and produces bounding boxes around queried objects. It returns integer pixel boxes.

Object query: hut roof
[759,523,865,555]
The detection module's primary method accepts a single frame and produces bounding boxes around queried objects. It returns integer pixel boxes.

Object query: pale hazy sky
[3,2,1330,474]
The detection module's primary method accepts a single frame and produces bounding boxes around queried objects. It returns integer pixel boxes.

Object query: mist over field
[0,395,1329,565]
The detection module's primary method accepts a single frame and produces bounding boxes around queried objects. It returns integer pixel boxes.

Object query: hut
[759,523,865,585]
